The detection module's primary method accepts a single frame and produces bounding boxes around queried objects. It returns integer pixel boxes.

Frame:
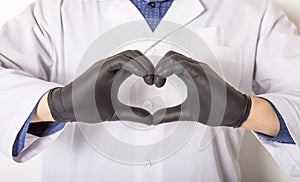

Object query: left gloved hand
[47,50,154,125]
[152,51,252,127]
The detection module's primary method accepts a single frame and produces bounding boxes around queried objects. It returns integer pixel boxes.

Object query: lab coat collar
[84,0,205,28]
[163,0,205,26]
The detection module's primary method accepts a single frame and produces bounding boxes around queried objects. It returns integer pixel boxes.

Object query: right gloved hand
[152,51,252,127]
[47,50,154,125]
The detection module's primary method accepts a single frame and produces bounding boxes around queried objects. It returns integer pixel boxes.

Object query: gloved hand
[47,50,154,125]
[152,51,252,127]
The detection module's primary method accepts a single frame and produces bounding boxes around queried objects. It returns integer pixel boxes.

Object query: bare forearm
[31,91,54,123]
[241,96,280,137]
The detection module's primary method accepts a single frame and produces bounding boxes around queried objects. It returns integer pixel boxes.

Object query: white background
[0,0,300,181]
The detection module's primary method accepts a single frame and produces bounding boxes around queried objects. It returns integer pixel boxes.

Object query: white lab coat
[1,0,300,181]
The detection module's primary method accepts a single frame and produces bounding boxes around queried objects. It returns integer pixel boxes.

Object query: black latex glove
[153,51,252,127]
[48,50,154,125]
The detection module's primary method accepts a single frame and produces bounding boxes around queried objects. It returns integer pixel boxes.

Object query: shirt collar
[83,0,205,30]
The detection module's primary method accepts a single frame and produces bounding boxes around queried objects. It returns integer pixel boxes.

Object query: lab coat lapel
[86,0,148,22]
[163,0,205,26]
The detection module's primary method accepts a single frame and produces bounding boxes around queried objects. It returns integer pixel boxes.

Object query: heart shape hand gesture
[48,50,251,128]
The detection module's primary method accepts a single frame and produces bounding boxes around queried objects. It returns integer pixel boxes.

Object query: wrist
[240,96,280,137]
[31,91,54,123]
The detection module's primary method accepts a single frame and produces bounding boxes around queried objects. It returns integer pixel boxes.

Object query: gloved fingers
[155,59,195,88]
[155,51,202,88]
[157,52,201,77]
[152,105,192,125]
[104,54,149,78]
[123,50,155,85]
[110,106,153,125]
[123,50,154,74]
[160,51,200,65]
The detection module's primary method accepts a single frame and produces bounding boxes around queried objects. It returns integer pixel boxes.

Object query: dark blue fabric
[27,122,65,137]
[130,0,174,31]
[256,98,295,144]
[12,108,34,157]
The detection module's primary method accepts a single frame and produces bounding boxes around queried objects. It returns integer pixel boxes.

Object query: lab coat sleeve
[0,0,64,162]
[253,0,300,177]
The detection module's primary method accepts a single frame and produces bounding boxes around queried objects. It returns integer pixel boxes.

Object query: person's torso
[39,0,267,181]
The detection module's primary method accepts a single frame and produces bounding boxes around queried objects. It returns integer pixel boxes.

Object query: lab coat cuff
[2,81,62,161]
[253,93,300,176]
[256,93,299,145]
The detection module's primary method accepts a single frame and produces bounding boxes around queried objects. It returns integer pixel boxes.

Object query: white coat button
[143,161,152,169]
[143,101,153,111]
